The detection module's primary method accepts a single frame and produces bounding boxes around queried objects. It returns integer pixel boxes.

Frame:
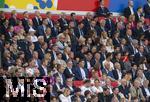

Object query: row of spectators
[0,0,149,102]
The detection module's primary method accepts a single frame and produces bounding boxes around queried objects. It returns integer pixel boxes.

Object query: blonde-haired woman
[106,38,114,53]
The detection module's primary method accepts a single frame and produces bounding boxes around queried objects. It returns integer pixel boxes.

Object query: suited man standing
[124,0,135,19]
[135,7,144,22]
[32,11,42,28]
[58,12,68,32]
[21,11,29,32]
[74,22,85,39]
[37,19,48,36]
[144,0,150,18]
[96,0,110,17]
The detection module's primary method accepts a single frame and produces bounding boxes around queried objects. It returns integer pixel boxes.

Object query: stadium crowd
[0,0,150,102]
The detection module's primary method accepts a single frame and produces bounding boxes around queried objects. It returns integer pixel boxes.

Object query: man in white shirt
[124,0,135,18]
[59,87,72,102]
[81,79,92,95]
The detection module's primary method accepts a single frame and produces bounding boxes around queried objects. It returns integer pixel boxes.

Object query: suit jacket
[144,3,150,18]
[82,18,91,35]
[98,93,113,102]
[53,83,64,95]
[87,25,101,37]
[124,7,135,18]
[47,18,55,28]
[63,67,74,78]
[9,17,17,26]
[32,17,42,28]
[112,38,120,47]
[96,7,110,17]
[105,19,115,37]
[38,48,45,60]
[53,73,66,85]
[71,95,85,102]
[37,25,46,36]
[134,52,145,64]
[70,34,78,53]
[112,69,122,80]
[38,65,46,77]
[22,18,29,30]
[0,24,8,34]
[118,85,130,98]
[74,27,85,39]
[25,50,33,61]
[133,27,144,39]
[58,18,68,31]
[134,12,143,22]
[72,67,88,80]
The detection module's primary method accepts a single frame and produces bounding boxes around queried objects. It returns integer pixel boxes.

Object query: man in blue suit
[73,59,88,80]
[37,19,48,36]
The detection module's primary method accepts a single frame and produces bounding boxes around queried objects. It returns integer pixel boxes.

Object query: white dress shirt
[129,6,134,15]
[80,67,86,80]
[59,94,71,102]
[91,86,103,94]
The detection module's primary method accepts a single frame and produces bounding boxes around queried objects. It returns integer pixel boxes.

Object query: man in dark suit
[71,88,85,102]
[118,79,130,99]
[133,21,144,39]
[74,22,85,39]
[21,11,29,31]
[112,62,123,80]
[82,12,93,35]
[32,11,42,28]
[144,0,150,18]
[105,13,115,37]
[38,42,47,60]
[127,39,139,56]
[135,7,144,22]
[63,59,74,79]
[124,0,135,19]
[25,43,34,61]
[98,87,113,102]
[96,0,110,17]
[9,10,17,26]
[37,19,48,36]
[134,45,146,64]
[5,26,14,42]
[70,13,78,27]
[73,59,88,80]
[58,12,68,32]
[65,78,75,95]
[112,31,120,47]
[54,64,66,85]
[38,59,48,77]
[46,11,54,28]
[0,20,9,35]
[88,20,101,37]
[53,76,64,96]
